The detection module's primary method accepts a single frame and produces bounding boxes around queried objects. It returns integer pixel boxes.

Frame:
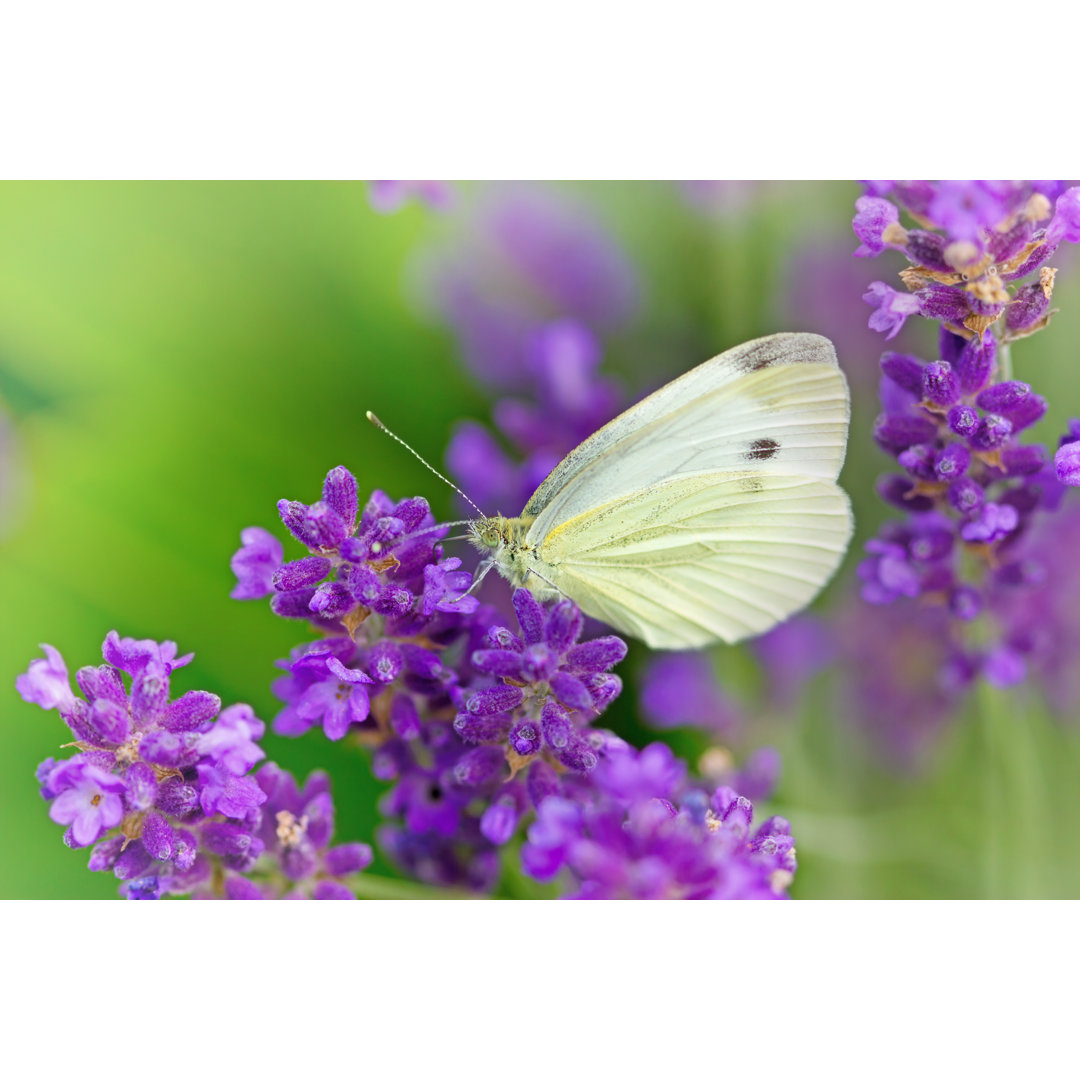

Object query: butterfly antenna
[366,411,488,520]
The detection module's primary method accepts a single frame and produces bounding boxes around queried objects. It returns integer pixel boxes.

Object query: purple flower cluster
[228,459,797,897]
[522,742,796,899]
[232,465,638,891]
[856,182,1079,343]
[232,465,477,663]
[854,181,1080,690]
[16,633,368,899]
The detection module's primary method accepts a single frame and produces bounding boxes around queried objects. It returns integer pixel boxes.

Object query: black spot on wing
[745,437,780,461]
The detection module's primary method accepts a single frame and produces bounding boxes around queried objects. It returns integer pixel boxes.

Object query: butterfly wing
[533,472,852,649]
[522,332,849,546]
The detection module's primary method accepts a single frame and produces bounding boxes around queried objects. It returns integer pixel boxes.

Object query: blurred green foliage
[2,181,1078,899]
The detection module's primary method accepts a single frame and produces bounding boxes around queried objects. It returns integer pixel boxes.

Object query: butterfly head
[468,515,512,553]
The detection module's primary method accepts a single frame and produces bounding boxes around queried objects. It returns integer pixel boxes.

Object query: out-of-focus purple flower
[853,196,901,257]
[1055,440,1080,486]
[989,501,1080,712]
[926,181,1014,243]
[752,615,835,709]
[1045,188,1080,246]
[230,526,284,599]
[16,643,76,712]
[446,318,626,513]
[782,238,899,395]
[960,503,1019,543]
[369,181,452,214]
[638,652,741,734]
[835,599,969,769]
[424,187,638,392]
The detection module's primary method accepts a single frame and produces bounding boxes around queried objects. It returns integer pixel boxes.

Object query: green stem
[976,682,1055,899]
[997,337,1012,383]
[345,873,483,900]
[977,680,1007,898]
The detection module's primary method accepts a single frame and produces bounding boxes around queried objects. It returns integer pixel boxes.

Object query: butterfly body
[469,332,852,649]
[470,513,558,599]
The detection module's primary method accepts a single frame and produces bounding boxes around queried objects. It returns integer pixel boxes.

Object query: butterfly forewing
[522,332,849,546]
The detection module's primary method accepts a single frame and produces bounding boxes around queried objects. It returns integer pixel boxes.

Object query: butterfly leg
[450,558,495,603]
[520,566,568,600]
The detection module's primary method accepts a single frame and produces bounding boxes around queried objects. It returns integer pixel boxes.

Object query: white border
[5,901,1074,1073]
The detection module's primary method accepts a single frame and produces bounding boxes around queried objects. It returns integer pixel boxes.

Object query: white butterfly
[465,332,853,649]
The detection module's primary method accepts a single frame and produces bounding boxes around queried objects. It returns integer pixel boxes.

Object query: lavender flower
[230,454,794,898]
[521,742,796,899]
[638,652,742,735]
[207,764,374,900]
[47,761,127,846]
[855,181,1080,694]
[18,634,270,898]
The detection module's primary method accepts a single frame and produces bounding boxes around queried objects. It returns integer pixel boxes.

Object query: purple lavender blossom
[232,467,477,639]
[424,187,638,389]
[230,527,283,599]
[16,643,77,712]
[638,652,741,735]
[46,760,127,846]
[521,742,796,899]
[17,633,276,898]
[224,764,374,900]
[273,648,374,741]
[855,180,1080,694]
[233,462,800,898]
[835,597,968,769]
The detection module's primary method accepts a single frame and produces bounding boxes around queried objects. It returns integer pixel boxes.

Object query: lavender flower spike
[855,180,1080,697]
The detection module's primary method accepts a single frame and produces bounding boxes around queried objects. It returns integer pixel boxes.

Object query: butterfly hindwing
[535,472,853,649]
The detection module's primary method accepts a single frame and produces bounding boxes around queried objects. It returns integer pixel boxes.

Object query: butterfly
[463,332,852,649]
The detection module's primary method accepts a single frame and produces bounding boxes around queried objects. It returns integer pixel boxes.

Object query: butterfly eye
[472,521,501,549]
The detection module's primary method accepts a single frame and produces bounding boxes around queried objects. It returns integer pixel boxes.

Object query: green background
[2,181,1078,899]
